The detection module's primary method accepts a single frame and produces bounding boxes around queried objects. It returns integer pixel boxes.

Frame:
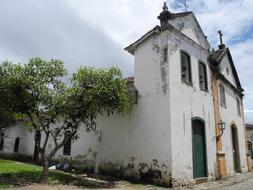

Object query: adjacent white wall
[1,121,99,164]
[168,14,210,50]
[94,30,173,180]
[218,84,247,175]
[2,121,35,155]
[219,55,237,87]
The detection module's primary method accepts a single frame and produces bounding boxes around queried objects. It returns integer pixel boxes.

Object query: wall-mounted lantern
[217,120,226,138]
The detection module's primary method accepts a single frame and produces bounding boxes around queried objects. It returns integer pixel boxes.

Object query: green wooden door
[231,126,240,172]
[192,119,207,178]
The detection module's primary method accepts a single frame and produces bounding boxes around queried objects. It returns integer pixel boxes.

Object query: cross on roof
[183,0,189,12]
[218,30,223,45]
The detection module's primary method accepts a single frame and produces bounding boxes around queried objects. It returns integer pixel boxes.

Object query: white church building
[0,3,251,187]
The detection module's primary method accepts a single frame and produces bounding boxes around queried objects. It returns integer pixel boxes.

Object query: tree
[0,65,15,129]
[0,58,130,183]
[0,106,15,129]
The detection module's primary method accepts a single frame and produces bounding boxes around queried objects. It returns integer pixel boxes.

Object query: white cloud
[172,0,253,47]
[65,0,164,45]
[230,37,253,116]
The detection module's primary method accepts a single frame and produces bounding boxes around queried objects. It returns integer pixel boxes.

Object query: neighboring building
[246,124,253,142]
[0,3,251,187]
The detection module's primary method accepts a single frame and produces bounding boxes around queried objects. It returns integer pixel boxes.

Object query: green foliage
[68,66,129,131]
[0,57,130,178]
[0,107,15,129]
[0,58,67,131]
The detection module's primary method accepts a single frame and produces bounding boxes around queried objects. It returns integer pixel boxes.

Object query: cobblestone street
[178,172,253,190]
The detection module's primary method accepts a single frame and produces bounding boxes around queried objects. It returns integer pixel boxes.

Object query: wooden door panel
[192,119,207,178]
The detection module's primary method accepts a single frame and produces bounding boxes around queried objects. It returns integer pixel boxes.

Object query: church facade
[0,3,251,187]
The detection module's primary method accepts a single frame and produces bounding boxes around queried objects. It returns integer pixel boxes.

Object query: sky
[0,0,252,123]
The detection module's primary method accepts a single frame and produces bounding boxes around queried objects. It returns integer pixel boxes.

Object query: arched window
[236,98,241,116]
[219,84,226,108]
[14,137,20,153]
[181,51,192,84]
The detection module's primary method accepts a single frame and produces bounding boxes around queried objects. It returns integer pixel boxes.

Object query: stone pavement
[177,172,253,190]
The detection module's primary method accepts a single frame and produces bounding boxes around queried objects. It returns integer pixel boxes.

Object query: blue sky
[0,0,252,123]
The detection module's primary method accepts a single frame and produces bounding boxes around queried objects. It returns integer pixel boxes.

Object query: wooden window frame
[219,84,226,108]
[198,61,208,91]
[63,137,71,156]
[180,50,192,86]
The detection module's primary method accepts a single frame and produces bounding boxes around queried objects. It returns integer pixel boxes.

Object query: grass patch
[0,159,15,163]
[0,184,14,189]
[0,160,41,174]
[0,159,114,189]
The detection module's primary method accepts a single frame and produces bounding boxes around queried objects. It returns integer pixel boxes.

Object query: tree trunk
[42,157,49,184]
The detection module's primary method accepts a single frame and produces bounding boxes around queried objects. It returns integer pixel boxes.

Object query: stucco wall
[218,80,248,175]
[93,30,173,185]
[168,14,209,50]
[219,55,237,87]
[1,121,35,155]
[0,121,99,166]
[165,27,217,182]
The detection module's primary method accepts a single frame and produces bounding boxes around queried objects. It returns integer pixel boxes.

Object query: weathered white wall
[168,14,209,50]
[1,121,99,165]
[164,26,217,181]
[52,124,99,161]
[2,121,35,155]
[94,17,217,183]
[93,30,173,183]
[218,80,248,175]
[219,55,237,87]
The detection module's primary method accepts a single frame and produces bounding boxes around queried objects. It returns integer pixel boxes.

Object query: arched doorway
[192,118,207,178]
[231,125,241,173]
